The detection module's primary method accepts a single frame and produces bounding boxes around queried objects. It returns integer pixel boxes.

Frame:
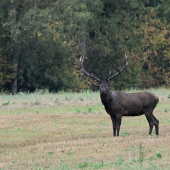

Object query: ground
[0,88,170,170]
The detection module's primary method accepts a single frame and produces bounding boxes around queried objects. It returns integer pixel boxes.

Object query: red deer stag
[80,55,159,137]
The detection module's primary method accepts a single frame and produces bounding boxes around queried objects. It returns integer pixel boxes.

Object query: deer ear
[108,81,114,86]
[92,81,100,86]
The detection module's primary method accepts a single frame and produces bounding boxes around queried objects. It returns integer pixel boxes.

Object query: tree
[1,0,170,92]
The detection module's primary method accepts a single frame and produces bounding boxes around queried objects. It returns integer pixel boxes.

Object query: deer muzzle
[101,90,107,97]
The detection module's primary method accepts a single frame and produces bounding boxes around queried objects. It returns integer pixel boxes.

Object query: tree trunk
[10,0,17,94]
[11,62,17,95]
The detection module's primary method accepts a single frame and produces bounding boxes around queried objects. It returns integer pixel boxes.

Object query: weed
[0,90,10,95]
[79,97,84,101]
[67,149,74,155]
[78,161,88,169]
[86,89,91,93]
[145,149,152,152]
[168,94,170,98]
[12,120,17,123]
[2,101,9,106]
[59,163,71,170]
[12,160,17,164]
[65,97,70,101]
[48,152,54,155]
[35,162,39,167]
[35,89,45,94]
[156,152,162,158]
[82,112,87,115]
[147,152,162,163]
[138,142,145,166]
[88,108,93,113]
[34,99,41,105]
[15,128,21,132]
[114,156,124,165]
[45,165,51,168]
[130,158,138,163]
[97,137,101,141]
[148,156,156,162]
[125,145,135,151]
[94,160,106,169]
[4,129,9,133]
[53,119,60,123]
[165,108,168,112]
[75,109,81,114]
[121,131,129,137]
[60,157,65,166]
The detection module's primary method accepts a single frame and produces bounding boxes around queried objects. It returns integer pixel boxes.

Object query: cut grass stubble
[0,88,170,169]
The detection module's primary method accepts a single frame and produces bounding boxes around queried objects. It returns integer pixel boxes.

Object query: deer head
[80,55,128,96]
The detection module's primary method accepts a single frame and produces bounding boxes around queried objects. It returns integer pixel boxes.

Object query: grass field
[0,88,170,170]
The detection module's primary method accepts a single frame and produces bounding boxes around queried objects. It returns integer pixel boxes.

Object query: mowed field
[0,89,170,170]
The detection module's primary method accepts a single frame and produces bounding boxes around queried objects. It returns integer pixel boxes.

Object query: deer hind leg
[111,116,116,137]
[145,113,154,135]
[151,114,159,135]
[116,114,122,137]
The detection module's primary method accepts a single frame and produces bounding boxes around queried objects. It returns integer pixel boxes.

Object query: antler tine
[106,54,128,81]
[106,70,111,80]
[80,55,101,82]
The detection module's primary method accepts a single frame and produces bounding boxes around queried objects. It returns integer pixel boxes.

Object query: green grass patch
[0,88,170,169]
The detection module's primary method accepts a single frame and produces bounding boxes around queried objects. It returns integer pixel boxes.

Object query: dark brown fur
[97,81,159,136]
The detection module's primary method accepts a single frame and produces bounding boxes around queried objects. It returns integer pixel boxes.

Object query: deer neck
[100,88,113,106]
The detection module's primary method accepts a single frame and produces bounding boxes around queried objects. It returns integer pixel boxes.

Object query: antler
[80,56,101,82]
[106,70,112,80]
[106,54,128,81]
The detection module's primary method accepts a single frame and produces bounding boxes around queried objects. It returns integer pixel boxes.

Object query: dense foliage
[0,0,170,92]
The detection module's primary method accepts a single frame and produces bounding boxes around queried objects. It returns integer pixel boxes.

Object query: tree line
[0,0,170,93]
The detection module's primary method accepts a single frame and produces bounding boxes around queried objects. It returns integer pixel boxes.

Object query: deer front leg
[116,114,122,136]
[110,116,116,137]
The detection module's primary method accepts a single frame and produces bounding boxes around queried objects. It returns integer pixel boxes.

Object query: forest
[0,0,170,93]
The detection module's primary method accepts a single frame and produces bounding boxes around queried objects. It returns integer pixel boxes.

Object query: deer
[80,54,159,137]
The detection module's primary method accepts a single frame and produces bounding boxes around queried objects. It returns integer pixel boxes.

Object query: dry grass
[0,89,170,169]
